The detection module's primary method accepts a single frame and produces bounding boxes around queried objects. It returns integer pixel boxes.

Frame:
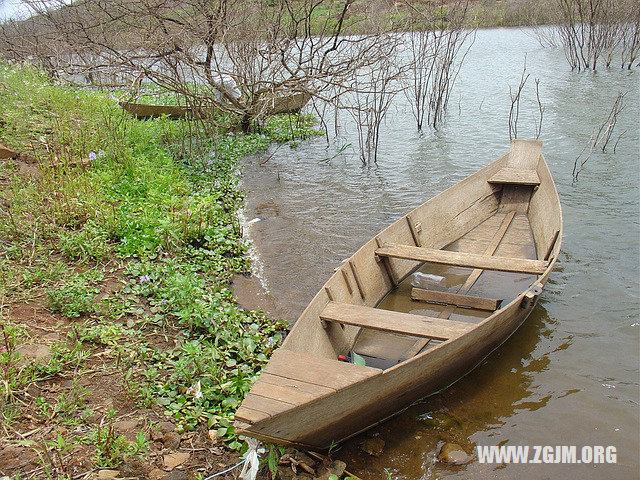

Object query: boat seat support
[411,287,502,311]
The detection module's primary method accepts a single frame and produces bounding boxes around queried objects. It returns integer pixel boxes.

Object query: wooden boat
[119,101,193,120]
[235,139,562,450]
[119,92,310,120]
[258,92,311,115]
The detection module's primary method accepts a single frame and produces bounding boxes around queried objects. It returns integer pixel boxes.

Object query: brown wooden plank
[375,244,547,274]
[499,184,533,214]
[488,167,540,185]
[340,268,353,295]
[263,349,381,390]
[544,229,561,261]
[411,287,501,311]
[250,381,320,406]
[240,394,292,416]
[320,302,474,340]
[235,406,270,424]
[260,373,335,395]
[507,139,542,170]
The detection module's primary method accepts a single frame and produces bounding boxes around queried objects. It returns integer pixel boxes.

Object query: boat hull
[235,140,562,449]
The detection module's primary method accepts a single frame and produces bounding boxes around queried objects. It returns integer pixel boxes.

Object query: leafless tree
[508,57,544,141]
[401,0,475,130]
[345,50,404,164]
[572,91,626,181]
[554,0,639,71]
[0,0,397,132]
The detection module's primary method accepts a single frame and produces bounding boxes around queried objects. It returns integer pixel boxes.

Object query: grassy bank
[0,62,320,478]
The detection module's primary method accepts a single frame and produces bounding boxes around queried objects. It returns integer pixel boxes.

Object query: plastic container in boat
[411,272,445,289]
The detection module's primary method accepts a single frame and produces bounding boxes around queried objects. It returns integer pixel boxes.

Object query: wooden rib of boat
[119,92,310,120]
[234,139,562,450]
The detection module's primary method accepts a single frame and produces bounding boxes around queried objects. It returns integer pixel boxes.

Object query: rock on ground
[360,437,385,457]
[163,452,190,470]
[314,460,346,480]
[437,443,471,465]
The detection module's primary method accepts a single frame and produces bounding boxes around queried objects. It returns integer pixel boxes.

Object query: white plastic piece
[411,272,446,289]
[239,438,264,480]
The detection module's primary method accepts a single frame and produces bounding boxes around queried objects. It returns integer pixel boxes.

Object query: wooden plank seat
[320,302,475,340]
[375,244,547,275]
[235,349,381,425]
[411,287,502,311]
[488,167,540,186]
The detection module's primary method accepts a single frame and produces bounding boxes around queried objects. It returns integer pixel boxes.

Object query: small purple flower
[214,180,221,188]
[88,151,97,162]
[207,158,214,166]
[157,299,168,306]
[234,169,241,176]
[209,150,216,157]
[139,275,151,284]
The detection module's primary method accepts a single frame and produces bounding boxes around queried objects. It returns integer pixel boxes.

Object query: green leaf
[268,447,279,475]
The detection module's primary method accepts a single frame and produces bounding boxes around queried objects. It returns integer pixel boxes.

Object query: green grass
[0,60,321,474]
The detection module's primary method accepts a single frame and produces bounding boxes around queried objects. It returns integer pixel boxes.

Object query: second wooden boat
[120,92,311,120]
[119,101,193,120]
[235,139,562,449]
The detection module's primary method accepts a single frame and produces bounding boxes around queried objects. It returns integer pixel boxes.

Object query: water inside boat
[353,211,538,369]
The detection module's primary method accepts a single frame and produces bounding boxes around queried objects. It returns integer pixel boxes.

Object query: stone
[162,432,181,449]
[420,412,462,431]
[163,452,190,470]
[158,421,176,434]
[314,460,346,480]
[0,143,18,160]
[113,419,140,442]
[96,470,120,479]
[360,437,385,457]
[437,443,470,465]
[163,472,190,480]
[0,446,37,469]
[16,344,52,364]
[149,469,165,480]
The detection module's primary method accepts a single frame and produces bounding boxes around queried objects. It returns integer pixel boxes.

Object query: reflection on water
[239,27,639,479]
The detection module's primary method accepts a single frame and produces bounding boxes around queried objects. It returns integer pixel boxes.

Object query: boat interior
[235,140,561,432]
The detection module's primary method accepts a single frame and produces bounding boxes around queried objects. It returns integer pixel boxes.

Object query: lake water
[240,27,639,479]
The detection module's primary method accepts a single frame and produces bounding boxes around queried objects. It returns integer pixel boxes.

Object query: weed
[46,269,104,318]
[35,433,75,480]
[88,409,139,468]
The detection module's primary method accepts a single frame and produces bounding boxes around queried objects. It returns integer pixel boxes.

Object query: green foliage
[0,61,294,454]
[261,113,322,143]
[46,271,103,317]
[90,424,133,467]
[58,221,112,261]
[268,445,280,477]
